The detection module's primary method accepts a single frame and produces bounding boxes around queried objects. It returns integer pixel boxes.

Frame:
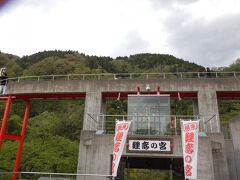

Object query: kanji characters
[185,132,194,143]
[112,121,131,177]
[132,141,140,149]
[185,164,192,176]
[114,141,121,153]
[130,140,170,151]
[185,143,194,154]
[115,131,123,141]
[117,123,128,131]
[182,120,200,179]
[142,141,149,150]
[159,142,167,150]
[183,122,197,131]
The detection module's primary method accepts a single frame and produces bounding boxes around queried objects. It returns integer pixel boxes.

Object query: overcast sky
[0,0,240,67]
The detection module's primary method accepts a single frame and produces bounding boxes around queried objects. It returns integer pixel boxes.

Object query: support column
[192,99,199,116]
[198,90,220,132]
[12,100,30,180]
[0,96,12,151]
[229,118,240,179]
[83,91,104,130]
[77,131,113,180]
[78,90,108,180]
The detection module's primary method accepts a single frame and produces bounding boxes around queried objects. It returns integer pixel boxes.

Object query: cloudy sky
[0,0,240,67]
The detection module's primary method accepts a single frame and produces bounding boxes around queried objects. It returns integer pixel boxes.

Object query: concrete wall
[230,117,240,180]
[225,140,238,180]
[77,131,113,180]
[77,132,215,180]
[208,133,229,180]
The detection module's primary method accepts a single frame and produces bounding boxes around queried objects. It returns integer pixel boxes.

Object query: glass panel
[128,95,170,135]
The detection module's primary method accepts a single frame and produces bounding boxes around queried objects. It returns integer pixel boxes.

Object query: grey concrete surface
[230,117,240,180]
[83,91,103,130]
[6,78,240,95]
[198,90,220,132]
[225,140,238,180]
[77,132,215,180]
[208,133,229,180]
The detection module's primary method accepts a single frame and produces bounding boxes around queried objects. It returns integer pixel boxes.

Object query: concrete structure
[4,75,240,180]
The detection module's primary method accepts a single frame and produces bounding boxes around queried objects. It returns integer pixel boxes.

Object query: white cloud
[0,0,240,67]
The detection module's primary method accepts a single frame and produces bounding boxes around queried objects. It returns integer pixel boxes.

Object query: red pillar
[12,100,31,180]
[0,96,12,151]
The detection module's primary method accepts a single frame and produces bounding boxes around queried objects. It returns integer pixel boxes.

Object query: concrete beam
[6,78,240,95]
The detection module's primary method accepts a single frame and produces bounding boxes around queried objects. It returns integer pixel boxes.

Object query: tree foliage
[0,50,206,77]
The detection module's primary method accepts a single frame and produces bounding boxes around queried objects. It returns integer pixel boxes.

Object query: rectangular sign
[127,137,173,154]
[181,120,200,179]
[112,121,131,177]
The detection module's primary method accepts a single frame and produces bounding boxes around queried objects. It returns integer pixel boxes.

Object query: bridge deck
[3,77,240,99]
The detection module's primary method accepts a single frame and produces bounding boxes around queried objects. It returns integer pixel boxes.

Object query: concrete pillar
[193,99,199,116]
[209,133,230,180]
[229,117,240,179]
[198,90,220,132]
[225,140,238,180]
[83,91,104,130]
[77,132,113,180]
[192,99,203,131]
[197,136,215,180]
[100,98,106,132]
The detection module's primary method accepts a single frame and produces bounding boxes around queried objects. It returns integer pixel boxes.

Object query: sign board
[181,120,200,179]
[127,137,173,154]
[112,121,131,177]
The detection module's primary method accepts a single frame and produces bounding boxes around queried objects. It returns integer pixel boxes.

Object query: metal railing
[87,114,220,135]
[5,71,240,83]
[0,171,112,180]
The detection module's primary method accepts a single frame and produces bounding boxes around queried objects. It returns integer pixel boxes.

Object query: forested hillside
[0,50,206,76]
[0,50,239,179]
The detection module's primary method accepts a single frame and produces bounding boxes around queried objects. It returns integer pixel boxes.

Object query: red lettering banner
[181,120,200,179]
[112,121,131,177]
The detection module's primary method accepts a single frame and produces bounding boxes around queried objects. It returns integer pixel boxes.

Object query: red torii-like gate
[0,96,30,180]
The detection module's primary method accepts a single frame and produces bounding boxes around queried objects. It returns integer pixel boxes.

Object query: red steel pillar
[12,100,30,180]
[0,96,12,150]
[0,96,31,180]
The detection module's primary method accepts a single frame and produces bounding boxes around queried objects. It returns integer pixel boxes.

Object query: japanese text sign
[128,140,171,152]
[112,120,131,177]
[181,120,200,179]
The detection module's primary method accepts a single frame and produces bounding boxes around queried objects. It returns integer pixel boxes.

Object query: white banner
[181,120,200,179]
[112,121,131,177]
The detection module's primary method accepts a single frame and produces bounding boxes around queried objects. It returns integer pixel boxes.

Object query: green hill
[1,50,206,77]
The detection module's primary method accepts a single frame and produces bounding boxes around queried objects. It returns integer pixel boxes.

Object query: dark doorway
[117,156,184,180]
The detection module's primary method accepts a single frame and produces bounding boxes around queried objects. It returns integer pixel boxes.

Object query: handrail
[4,71,240,83]
[0,171,112,178]
[91,114,220,134]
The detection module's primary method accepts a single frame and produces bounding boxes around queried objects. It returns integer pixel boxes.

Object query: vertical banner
[181,120,200,179]
[112,120,131,178]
